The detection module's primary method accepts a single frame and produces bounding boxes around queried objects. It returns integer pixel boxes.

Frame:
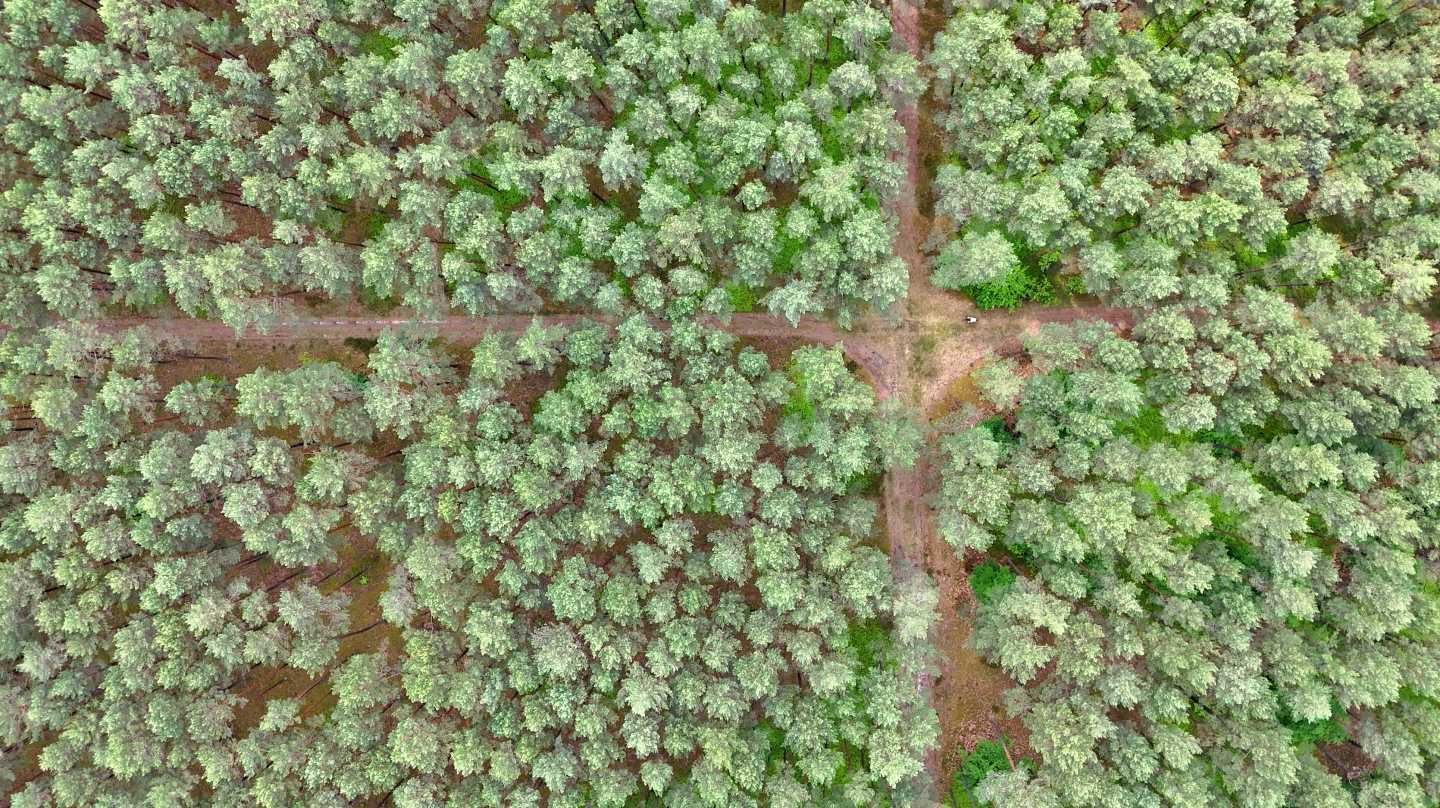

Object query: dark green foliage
[959,237,1061,310]
[1285,714,1348,747]
[959,741,1011,791]
[358,31,400,60]
[846,470,883,496]
[849,619,893,670]
[949,740,1013,807]
[1114,406,1170,447]
[976,416,1017,445]
[784,359,818,423]
[967,562,1015,607]
[962,265,1057,311]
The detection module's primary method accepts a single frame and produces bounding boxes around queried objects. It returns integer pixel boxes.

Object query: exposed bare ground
[45,305,1127,405]
[51,312,898,397]
[885,0,950,799]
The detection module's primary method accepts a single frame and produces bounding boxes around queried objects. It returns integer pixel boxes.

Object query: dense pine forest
[0,1,1437,807]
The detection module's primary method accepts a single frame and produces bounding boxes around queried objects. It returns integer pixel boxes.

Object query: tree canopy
[0,0,916,329]
[930,1,1440,805]
[0,320,936,806]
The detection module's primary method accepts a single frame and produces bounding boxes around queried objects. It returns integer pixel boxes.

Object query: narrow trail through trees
[885,0,944,797]
[20,306,1129,403]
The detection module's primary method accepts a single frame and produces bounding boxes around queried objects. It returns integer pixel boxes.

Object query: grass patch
[782,358,817,423]
[725,283,759,313]
[912,333,937,377]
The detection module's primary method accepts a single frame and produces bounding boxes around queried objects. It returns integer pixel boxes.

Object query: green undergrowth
[962,264,1058,310]
[968,561,1016,607]
[948,739,1020,807]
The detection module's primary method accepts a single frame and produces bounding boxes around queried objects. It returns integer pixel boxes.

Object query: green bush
[949,740,1012,806]
[358,31,400,60]
[726,283,759,313]
[962,265,1057,310]
[968,562,1016,606]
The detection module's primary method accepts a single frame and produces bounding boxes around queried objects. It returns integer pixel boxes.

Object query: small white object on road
[964,316,978,324]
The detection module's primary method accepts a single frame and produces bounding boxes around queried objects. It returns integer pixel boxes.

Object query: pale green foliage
[0,322,932,805]
[927,0,1440,318]
[929,3,1440,804]
[0,0,911,329]
[933,230,1019,290]
[972,358,1023,410]
[941,317,1440,804]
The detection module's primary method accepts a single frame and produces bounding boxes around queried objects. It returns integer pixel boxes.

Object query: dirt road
[37,305,1128,405]
[35,312,894,396]
[884,0,947,799]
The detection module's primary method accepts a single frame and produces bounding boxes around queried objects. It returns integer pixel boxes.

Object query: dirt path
[882,0,1136,790]
[915,305,1134,414]
[883,0,949,801]
[38,312,899,396]
[41,304,1124,407]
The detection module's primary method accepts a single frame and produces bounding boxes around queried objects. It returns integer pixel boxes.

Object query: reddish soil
[37,312,899,398]
[881,0,948,799]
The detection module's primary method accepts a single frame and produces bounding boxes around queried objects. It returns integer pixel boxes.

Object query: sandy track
[883,0,947,800]
[16,306,1127,410]
[34,312,899,396]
